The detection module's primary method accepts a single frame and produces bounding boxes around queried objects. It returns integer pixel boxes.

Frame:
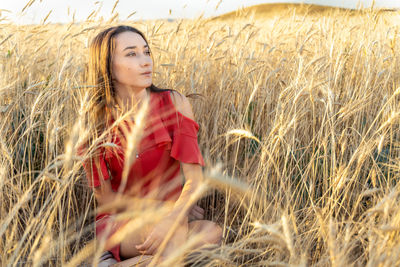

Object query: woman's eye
[127,52,136,56]
[145,51,151,55]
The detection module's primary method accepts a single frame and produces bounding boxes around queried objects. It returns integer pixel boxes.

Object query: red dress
[80,90,205,261]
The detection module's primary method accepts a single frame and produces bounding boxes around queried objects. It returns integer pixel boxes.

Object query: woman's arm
[167,91,205,219]
[168,162,203,219]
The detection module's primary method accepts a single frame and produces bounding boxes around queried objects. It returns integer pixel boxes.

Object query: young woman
[79,25,222,266]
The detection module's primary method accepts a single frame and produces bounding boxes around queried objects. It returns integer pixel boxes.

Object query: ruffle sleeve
[170,113,205,166]
[79,146,111,188]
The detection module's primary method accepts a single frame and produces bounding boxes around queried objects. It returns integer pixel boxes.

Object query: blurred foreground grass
[0,5,400,266]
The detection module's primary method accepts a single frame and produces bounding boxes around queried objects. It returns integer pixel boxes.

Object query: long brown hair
[85,25,169,146]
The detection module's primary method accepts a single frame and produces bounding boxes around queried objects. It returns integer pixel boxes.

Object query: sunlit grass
[0,3,400,266]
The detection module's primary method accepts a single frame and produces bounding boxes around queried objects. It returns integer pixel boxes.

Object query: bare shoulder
[169,90,195,120]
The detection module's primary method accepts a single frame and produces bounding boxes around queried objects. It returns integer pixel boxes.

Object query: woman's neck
[113,88,150,119]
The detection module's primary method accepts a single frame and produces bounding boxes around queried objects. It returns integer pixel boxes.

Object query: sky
[1,0,400,24]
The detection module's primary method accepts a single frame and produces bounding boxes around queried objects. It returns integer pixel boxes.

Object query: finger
[191,211,202,219]
[189,205,201,216]
[196,213,204,220]
[136,234,154,251]
[137,240,152,252]
[194,205,204,212]
[193,205,204,214]
[142,236,161,255]
[193,205,205,215]
[192,209,204,219]
[195,213,204,220]
[147,240,161,255]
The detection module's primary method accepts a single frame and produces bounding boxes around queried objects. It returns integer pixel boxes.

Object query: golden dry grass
[211,3,350,21]
[0,3,400,266]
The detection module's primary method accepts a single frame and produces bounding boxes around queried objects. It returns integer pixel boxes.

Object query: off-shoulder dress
[81,90,205,262]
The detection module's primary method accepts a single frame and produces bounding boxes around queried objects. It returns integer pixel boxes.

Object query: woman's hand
[188,204,205,221]
[135,217,188,255]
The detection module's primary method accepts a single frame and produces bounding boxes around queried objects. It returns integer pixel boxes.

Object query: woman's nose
[140,56,152,67]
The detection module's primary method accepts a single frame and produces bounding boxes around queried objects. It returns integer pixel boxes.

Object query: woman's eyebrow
[123,45,148,51]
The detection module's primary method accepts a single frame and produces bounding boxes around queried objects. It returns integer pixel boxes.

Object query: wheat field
[0,4,400,266]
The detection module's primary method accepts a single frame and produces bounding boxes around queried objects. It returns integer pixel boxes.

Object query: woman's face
[112,31,153,93]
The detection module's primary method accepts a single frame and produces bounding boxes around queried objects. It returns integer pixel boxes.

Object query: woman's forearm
[168,163,203,220]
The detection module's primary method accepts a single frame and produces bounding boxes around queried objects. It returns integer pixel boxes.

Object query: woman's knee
[168,219,189,246]
[190,220,223,245]
[208,222,223,244]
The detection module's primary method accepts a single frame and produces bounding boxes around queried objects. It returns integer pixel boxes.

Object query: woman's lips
[141,71,152,75]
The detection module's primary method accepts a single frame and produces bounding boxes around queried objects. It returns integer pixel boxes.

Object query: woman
[79,25,222,266]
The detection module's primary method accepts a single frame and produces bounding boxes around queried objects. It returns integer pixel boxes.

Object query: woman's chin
[129,82,152,90]
[144,81,153,88]
[137,78,153,88]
